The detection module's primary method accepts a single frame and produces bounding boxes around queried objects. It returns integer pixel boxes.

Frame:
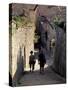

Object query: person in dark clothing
[29,51,35,72]
[38,50,46,73]
[45,31,48,41]
[50,40,51,52]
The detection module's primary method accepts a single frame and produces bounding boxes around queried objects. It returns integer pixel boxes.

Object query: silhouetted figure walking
[38,49,46,73]
[49,40,51,52]
[29,51,35,72]
[45,31,48,41]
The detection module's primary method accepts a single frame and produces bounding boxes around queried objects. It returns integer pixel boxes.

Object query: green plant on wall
[53,16,60,25]
[12,16,32,27]
[53,15,66,31]
[9,15,32,35]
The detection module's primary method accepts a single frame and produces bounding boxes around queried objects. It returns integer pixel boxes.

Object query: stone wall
[38,18,56,60]
[52,25,66,78]
[9,3,36,86]
[9,23,35,86]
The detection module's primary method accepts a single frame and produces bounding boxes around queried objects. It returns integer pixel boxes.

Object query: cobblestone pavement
[17,66,65,86]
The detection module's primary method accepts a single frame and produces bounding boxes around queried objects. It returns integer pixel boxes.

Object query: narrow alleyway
[17,66,65,86]
[16,48,65,86]
[9,4,66,87]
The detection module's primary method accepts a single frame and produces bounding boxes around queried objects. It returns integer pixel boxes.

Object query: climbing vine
[9,16,33,35]
[53,16,61,25]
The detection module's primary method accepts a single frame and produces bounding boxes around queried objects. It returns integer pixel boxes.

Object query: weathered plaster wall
[52,26,66,78]
[9,23,35,86]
